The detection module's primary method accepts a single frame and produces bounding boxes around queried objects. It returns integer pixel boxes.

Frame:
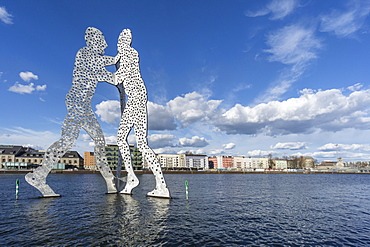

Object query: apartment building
[156,153,186,169]
[105,144,143,170]
[0,145,83,169]
[233,157,269,170]
[84,152,96,170]
[208,156,233,169]
[185,154,208,169]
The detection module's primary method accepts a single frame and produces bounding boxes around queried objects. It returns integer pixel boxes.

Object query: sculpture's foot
[120,174,139,195]
[114,176,126,193]
[146,187,171,199]
[105,176,118,194]
[25,172,60,198]
[38,194,61,198]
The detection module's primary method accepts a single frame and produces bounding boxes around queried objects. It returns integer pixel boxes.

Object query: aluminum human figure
[113,29,171,198]
[25,27,117,197]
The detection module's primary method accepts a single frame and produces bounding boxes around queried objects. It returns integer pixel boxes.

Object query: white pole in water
[16,179,19,200]
[185,180,189,200]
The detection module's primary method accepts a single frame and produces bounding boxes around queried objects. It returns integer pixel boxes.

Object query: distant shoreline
[1,169,369,175]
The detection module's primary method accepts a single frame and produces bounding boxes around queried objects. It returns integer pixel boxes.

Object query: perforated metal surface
[115,29,170,198]
[25,27,117,196]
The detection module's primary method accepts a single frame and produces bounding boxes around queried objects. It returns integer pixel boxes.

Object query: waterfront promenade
[1,168,369,175]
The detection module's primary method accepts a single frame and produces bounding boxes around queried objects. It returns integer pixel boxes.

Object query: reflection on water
[89,193,170,246]
[1,173,370,246]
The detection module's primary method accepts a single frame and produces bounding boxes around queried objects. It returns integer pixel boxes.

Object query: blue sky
[2,0,370,162]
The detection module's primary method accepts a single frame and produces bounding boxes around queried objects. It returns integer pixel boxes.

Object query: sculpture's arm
[103,55,115,66]
[97,66,116,85]
[97,55,117,85]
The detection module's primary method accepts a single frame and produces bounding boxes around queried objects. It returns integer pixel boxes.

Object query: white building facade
[185,154,208,169]
[233,157,269,170]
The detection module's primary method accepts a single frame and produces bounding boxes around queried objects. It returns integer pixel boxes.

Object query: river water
[1,173,370,246]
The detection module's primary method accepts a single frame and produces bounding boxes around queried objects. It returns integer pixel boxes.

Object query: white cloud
[97,92,223,130]
[104,135,118,145]
[320,0,370,38]
[318,143,370,152]
[178,136,209,147]
[19,71,39,82]
[223,143,236,150]
[348,83,363,91]
[271,142,307,150]
[147,101,176,130]
[153,147,176,154]
[36,85,47,91]
[23,144,44,151]
[148,134,176,149]
[177,149,205,155]
[95,100,121,125]
[0,127,59,149]
[264,25,321,65]
[8,82,47,94]
[217,87,370,135]
[167,92,222,127]
[209,149,225,155]
[257,24,322,102]
[247,150,278,157]
[246,0,297,20]
[0,6,13,24]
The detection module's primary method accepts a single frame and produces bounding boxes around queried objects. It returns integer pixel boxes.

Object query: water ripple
[1,173,370,246]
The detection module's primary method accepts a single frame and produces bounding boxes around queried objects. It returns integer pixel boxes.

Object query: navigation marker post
[185,180,189,200]
[16,179,19,200]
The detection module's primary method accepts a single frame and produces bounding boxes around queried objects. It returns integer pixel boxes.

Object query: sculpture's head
[85,27,107,55]
[117,29,132,50]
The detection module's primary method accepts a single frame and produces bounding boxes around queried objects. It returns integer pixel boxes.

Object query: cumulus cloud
[247,150,278,157]
[320,0,370,38]
[148,134,176,149]
[97,92,221,129]
[223,143,236,150]
[105,135,118,145]
[246,0,298,20]
[95,100,121,125]
[153,147,176,154]
[23,144,44,151]
[178,136,209,147]
[177,149,205,155]
[8,82,47,94]
[271,142,307,150]
[0,6,13,24]
[167,92,222,127]
[318,143,370,152]
[209,149,225,155]
[147,101,176,130]
[19,71,39,82]
[216,87,370,135]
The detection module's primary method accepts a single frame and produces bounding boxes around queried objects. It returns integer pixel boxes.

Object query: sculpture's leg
[117,123,139,195]
[139,141,171,199]
[83,115,117,193]
[119,140,139,194]
[26,116,78,197]
[25,162,60,197]
[135,109,171,199]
